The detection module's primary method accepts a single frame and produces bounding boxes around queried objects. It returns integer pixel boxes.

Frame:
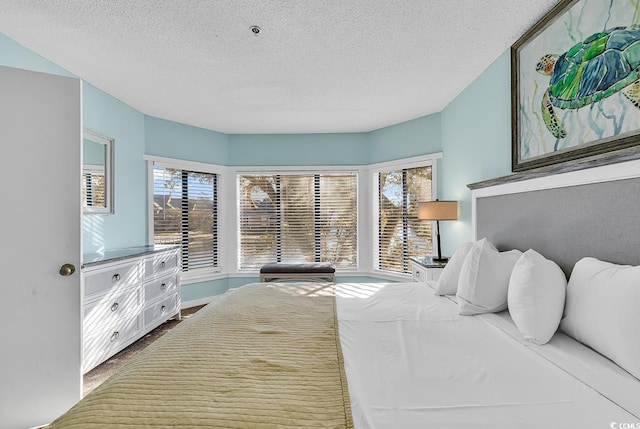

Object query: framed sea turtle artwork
[512,0,640,172]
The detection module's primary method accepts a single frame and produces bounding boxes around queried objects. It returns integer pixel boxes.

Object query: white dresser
[82,245,181,373]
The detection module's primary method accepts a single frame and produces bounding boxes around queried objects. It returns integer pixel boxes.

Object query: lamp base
[432,223,449,264]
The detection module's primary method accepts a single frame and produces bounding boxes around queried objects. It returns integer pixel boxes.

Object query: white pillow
[456,238,522,315]
[434,242,473,295]
[560,257,640,380]
[507,249,566,345]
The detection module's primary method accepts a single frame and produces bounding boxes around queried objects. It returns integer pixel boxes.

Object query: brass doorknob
[59,263,76,276]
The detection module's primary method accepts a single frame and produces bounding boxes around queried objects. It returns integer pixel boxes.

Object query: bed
[49,163,640,428]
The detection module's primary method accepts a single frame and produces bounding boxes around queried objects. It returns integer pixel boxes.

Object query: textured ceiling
[0,1,559,134]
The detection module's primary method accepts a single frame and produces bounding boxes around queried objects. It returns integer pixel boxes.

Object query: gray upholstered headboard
[472,163,640,278]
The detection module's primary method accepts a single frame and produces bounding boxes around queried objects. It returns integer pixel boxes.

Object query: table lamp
[418,200,458,262]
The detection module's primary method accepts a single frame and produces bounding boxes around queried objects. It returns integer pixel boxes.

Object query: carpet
[82,304,204,396]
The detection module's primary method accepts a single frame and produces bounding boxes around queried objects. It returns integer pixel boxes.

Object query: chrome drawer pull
[111,302,119,312]
[160,261,166,268]
[161,305,166,314]
[160,283,167,290]
[110,331,120,342]
[112,273,121,282]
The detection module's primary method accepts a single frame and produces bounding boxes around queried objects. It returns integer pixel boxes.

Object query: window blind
[378,165,432,274]
[153,166,218,271]
[82,168,105,208]
[239,173,357,270]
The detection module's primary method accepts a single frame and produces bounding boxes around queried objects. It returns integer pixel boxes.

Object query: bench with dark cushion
[259,262,336,282]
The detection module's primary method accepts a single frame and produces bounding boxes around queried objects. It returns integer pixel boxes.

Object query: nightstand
[410,257,447,283]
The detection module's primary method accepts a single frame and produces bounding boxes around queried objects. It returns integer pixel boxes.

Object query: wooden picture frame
[511,0,640,172]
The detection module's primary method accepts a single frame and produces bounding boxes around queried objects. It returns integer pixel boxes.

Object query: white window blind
[153,166,218,272]
[378,165,432,274]
[82,167,105,208]
[239,173,357,270]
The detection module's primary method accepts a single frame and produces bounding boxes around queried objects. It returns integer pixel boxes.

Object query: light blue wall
[440,51,513,255]
[2,32,517,300]
[228,133,370,166]
[367,114,442,164]
[0,34,73,77]
[145,116,228,165]
[83,83,147,252]
[181,278,233,303]
[225,114,442,167]
[1,34,148,253]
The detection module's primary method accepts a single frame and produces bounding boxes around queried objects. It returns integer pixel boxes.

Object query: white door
[0,66,82,428]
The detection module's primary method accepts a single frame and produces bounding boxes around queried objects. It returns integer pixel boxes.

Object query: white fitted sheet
[335,282,640,429]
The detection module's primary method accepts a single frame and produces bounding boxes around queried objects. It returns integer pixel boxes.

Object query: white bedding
[335,282,640,429]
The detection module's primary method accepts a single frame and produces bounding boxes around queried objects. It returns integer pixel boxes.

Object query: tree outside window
[378,166,432,274]
[238,173,357,270]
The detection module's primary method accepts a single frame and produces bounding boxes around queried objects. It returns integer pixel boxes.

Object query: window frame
[145,155,228,284]
[370,154,441,279]
[235,168,360,272]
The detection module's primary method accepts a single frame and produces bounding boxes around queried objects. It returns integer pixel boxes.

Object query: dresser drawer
[143,293,179,329]
[84,260,142,297]
[83,287,142,330]
[82,311,141,373]
[144,274,178,302]
[144,250,179,279]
